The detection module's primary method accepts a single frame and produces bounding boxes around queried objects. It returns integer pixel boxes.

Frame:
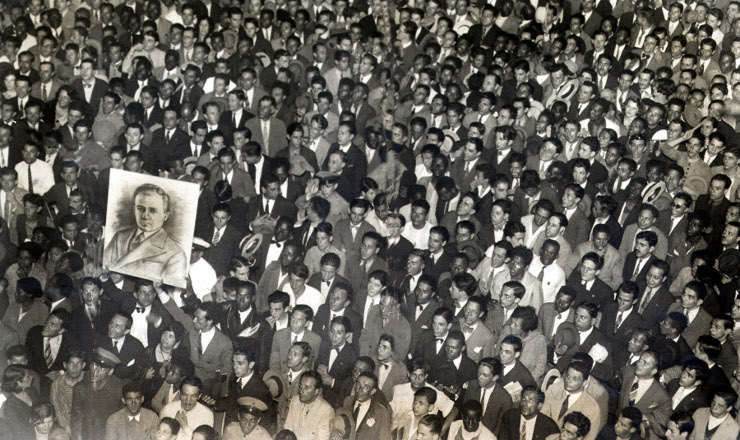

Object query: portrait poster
[103,169,199,288]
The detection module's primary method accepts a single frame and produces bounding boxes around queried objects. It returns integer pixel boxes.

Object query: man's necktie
[165,130,171,143]
[638,288,652,314]
[247,162,256,180]
[42,84,48,101]
[3,196,9,223]
[112,339,120,353]
[27,164,33,194]
[520,420,527,440]
[698,63,705,76]
[129,232,144,251]
[44,338,53,367]
[195,333,203,356]
[558,394,570,419]
[538,267,545,281]
[615,312,623,332]
[233,113,237,128]
[632,260,642,281]
[629,379,639,405]
[213,228,221,245]
[264,200,270,215]
[353,402,361,423]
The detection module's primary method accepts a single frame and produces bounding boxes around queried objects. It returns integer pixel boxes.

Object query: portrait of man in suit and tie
[104,170,199,287]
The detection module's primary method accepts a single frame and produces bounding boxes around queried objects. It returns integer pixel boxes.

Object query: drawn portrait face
[133,191,169,233]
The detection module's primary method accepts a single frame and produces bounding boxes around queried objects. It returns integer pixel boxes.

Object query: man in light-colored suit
[541,362,603,440]
[245,96,288,157]
[689,391,740,440]
[103,183,188,287]
[459,297,494,363]
[342,371,392,440]
[159,291,233,397]
[618,204,669,260]
[105,382,160,440]
[269,305,321,369]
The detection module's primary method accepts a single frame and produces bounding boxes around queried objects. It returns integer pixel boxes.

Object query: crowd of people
[2,0,740,439]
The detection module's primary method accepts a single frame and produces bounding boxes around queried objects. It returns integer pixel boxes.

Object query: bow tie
[271,241,282,247]
[436,338,444,343]
[84,83,93,89]
[135,307,145,313]
[381,363,390,370]
[332,347,340,354]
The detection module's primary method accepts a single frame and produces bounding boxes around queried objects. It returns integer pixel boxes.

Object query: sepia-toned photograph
[103,169,199,288]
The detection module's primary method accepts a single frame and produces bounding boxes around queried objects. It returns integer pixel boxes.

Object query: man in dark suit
[598,282,645,355]
[219,281,273,371]
[635,259,674,328]
[342,371,392,440]
[378,214,413,276]
[217,347,276,432]
[499,385,560,440]
[665,357,710,415]
[622,230,660,285]
[245,173,297,232]
[69,278,119,351]
[198,203,244,276]
[94,312,147,380]
[43,161,96,217]
[171,65,205,112]
[455,356,514,436]
[430,330,477,397]
[562,184,591,248]
[321,121,368,190]
[150,109,191,167]
[694,174,731,244]
[71,59,109,116]
[120,279,174,349]
[450,138,485,194]
[347,232,389,296]
[141,87,165,129]
[313,282,364,352]
[25,310,78,377]
[466,5,500,48]
[317,316,359,407]
[406,274,440,358]
[557,302,613,382]
[13,100,52,157]
[565,252,614,307]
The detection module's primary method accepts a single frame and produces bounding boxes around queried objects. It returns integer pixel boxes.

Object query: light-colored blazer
[269,328,321,369]
[689,407,740,440]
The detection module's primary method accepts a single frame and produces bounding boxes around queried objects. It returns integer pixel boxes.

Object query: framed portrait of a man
[103,169,199,288]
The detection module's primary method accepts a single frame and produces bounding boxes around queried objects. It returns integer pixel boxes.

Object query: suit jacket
[382,235,414,275]
[104,407,159,440]
[566,272,614,307]
[598,304,645,354]
[269,327,321,369]
[71,77,109,115]
[431,354,477,391]
[245,117,287,157]
[69,299,119,351]
[689,407,740,440]
[321,143,368,189]
[406,298,439,356]
[103,226,188,287]
[171,84,204,112]
[199,224,244,276]
[619,224,668,260]
[43,182,95,217]
[542,380,603,440]
[618,367,671,439]
[343,396,392,440]
[245,195,296,230]
[207,166,256,200]
[220,303,273,370]
[333,219,376,266]
[557,326,613,383]
[313,304,364,352]
[150,127,190,164]
[622,253,657,286]
[161,296,233,395]
[501,360,537,390]
[30,80,61,104]
[449,158,478,194]
[563,207,590,249]
[318,340,358,406]
[667,303,712,348]
[374,359,408,401]
[25,325,78,375]
[538,304,576,343]
[256,261,291,311]
[666,378,707,415]
[94,333,147,380]
[498,409,560,440]
[635,284,674,328]
[460,319,495,363]
[412,328,447,363]
[347,257,389,298]
[460,381,514,436]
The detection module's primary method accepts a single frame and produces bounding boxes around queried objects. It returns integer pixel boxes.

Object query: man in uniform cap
[71,347,126,440]
[222,397,273,440]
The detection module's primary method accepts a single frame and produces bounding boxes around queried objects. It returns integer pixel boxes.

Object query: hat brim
[262,368,289,400]
[332,407,357,440]
[240,234,264,260]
